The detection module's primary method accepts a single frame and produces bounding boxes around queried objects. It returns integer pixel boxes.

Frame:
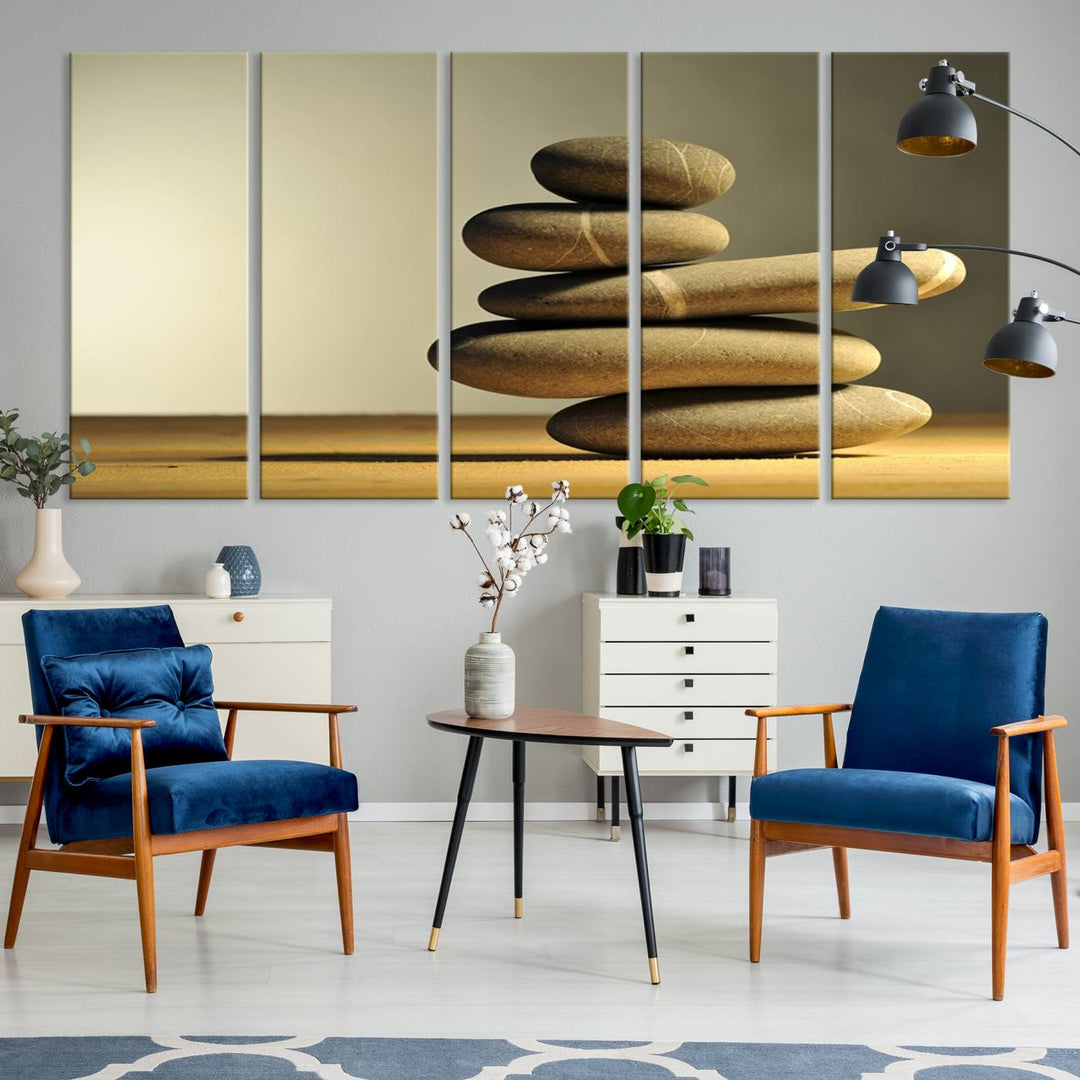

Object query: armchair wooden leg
[991,736,1011,1001]
[1044,730,1070,950]
[333,813,354,955]
[5,726,52,950]
[749,819,765,963]
[832,847,851,919]
[131,731,157,993]
[194,850,216,916]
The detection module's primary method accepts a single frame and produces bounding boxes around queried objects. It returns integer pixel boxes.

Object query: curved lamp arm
[928,243,1080,281]
[968,91,1080,161]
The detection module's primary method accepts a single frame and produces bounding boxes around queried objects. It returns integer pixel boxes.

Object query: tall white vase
[15,508,81,599]
[464,631,515,719]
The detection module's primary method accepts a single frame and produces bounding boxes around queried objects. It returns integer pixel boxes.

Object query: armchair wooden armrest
[745,704,852,777]
[745,703,852,719]
[213,702,357,767]
[213,701,357,714]
[19,713,157,729]
[990,715,1067,738]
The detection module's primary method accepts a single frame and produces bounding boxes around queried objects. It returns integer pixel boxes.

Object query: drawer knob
[684,710,694,721]
[685,613,695,623]
[233,611,245,623]
[684,742,694,752]
[684,678,694,689]
[684,645,695,655]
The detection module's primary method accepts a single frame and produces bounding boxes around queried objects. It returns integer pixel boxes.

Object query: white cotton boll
[478,571,494,588]
[551,479,570,501]
[479,594,496,608]
[528,534,545,550]
[557,520,571,533]
[450,512,470,529]
[547,513,559,528]
[535,552,548,564]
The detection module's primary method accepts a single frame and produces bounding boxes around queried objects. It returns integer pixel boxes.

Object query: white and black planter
[642,533,687,597]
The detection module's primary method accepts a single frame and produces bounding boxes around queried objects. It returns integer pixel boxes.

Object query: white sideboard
[582,593,778,826]
[0,594,334,780]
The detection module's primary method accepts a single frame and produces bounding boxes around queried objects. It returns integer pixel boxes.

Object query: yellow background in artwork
[71,53,248,417]
[261,53,437,416]
[452,52,628,416]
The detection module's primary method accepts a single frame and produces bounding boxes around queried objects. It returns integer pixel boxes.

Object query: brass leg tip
[596,808,606,822]
[514,897,523,919]
[610,826,621,842]
[428,927,440,951]
[727,806,737,823]
[648,957,660,984]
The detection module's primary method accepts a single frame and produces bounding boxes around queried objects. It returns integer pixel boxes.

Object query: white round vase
[15,508,82,600]
[464,631,515,719]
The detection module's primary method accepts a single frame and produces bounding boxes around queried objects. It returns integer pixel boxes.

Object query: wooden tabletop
[427,707,673,748]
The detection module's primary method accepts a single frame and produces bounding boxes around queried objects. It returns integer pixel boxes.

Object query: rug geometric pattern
[3,1037,1080,1080]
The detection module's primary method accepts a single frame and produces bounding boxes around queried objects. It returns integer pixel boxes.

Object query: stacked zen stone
[436,136,968,457]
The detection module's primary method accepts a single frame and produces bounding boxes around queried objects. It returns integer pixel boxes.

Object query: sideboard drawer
[600,673,777,708]
[591,738,774,775]
[600,705,773,741]
[601,641,776,675]
[599,601,777,643]
[172,600,331,645]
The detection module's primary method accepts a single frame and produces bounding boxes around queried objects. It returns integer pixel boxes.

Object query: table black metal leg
[621,745,660,984]
[728,775,738,823]
[596,774,606,822]
[610,775,621,841]
[513,740,525,918]
[429,735,484,950]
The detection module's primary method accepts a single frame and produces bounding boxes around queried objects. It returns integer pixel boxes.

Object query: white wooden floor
[1,820,1077,1046]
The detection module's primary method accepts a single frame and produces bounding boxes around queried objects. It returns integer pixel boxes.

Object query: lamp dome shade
[897,93,977,157]
[851,257,920,305]
[982,319,1058,378]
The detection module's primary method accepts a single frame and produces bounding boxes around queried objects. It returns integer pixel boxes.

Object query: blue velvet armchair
[4,605,360,993]
[747,606,1068,1000]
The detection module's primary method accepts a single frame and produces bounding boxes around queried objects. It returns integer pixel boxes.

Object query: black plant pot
[641,533,687,597]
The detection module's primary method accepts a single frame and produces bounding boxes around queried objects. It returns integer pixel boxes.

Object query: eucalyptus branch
[0,408,96,509]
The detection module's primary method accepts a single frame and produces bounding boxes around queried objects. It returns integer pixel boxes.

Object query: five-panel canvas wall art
[69,51,1010,502]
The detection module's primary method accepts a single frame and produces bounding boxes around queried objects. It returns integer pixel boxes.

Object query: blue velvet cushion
[51,759,360,843]
[750,767,1037,844]
[23,605,187,845]
[40,645,228,786]
[843,606,1047,834]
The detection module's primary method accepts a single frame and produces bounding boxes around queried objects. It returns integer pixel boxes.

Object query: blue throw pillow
[40,644,229,786]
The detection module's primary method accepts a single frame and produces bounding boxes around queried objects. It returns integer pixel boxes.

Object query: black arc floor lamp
[854,59,1080,378]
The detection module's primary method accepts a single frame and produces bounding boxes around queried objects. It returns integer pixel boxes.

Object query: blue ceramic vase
[216,545,261,597]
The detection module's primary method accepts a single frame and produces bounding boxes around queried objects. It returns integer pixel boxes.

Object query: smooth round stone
[546,384,931,456]
[462,203,729,271]
[530,136,736,208]
[431,319,878,397]
[479,248,966,322]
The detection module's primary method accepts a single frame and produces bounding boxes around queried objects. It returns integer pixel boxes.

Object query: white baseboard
[3,801,1080,826]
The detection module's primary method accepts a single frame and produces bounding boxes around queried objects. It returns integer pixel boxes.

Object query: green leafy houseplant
[617,474,707,540]
[0,409,96,507]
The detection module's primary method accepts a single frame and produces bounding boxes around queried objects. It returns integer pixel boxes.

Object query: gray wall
[2,0,1079,806]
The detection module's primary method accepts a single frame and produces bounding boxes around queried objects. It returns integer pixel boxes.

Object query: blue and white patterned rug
[3,1038,1079,1079]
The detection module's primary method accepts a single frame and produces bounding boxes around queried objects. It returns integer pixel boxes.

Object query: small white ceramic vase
[464,631,515,719]
[15,508,81,599]
[204,562,231,599]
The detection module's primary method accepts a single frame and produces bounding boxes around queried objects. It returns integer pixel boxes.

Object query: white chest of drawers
[582,593,778,822]
[0,594,333,781]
